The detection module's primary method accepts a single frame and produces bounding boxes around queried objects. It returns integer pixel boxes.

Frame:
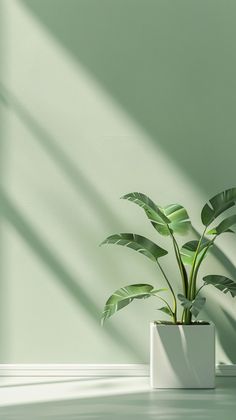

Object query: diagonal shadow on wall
[5,0,236,362]
[192,226,236,281]
[204,303,236,364]
[0,187,144,360]
[191,226,236,362]
[20,0,236,194]
[1,85,236,361]
[0,84,123,233]
[0,128,7,361]
[0,83,131,295]
[0,0,8,358]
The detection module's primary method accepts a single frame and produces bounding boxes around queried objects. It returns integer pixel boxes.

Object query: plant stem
[157,261,177,323]
[185,229,216,324]
[167,228,189,323]
[181,309,186,323]
[189,234,217,304]
[195,284,205,299]
[184,311,192,325]
[154,295,175,323]
[170,231,188,297]
[188,226,207,300]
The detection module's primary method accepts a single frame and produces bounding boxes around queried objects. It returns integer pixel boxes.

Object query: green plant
[100,189,236,325]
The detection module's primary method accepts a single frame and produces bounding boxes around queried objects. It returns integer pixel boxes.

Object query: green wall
[0,0,236,363]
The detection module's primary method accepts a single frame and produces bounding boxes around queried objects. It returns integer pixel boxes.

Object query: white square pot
[150,322,215,389]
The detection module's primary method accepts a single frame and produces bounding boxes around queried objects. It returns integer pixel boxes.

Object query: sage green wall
[0,0,236,363]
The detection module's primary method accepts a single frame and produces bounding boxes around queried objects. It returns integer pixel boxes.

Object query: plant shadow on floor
[0,377,235,420]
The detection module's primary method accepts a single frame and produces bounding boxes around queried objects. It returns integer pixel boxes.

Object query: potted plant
[100,189,236,389]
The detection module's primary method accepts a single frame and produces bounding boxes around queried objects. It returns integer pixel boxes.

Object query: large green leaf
[201,188,236,227]
[100,233,168,262]
[122,192,191,236]
[121,192,170,224]
[207,214,236,235]
[177,294,206,318]
[163,204,191,235]
[157,306,173,317]
[101,284,163,324]
[180,239,211,265]
[203,275,236,297]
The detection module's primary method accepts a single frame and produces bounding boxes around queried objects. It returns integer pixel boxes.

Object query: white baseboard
[216,364,236,376]
[0,364,235,377]
[0,364,147,377]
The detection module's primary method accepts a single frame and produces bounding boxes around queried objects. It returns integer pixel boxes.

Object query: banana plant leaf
[180,239,211,265]
[122,192,191,236]
[177,294,206,318]
[100,233,168,262]
[163,204,191,235]
[157,306,173,317]
[101,284,164,324]
[121,192,170,224]
[201,188,236,227]
[203,275,236,297]
[207,214,236,235]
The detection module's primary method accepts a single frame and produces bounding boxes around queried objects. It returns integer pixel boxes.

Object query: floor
[0,376,235,419]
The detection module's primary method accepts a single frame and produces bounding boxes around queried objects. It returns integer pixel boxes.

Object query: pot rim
[150,321,215,327]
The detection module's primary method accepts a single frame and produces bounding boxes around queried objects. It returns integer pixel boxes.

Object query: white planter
[150,322,215,389]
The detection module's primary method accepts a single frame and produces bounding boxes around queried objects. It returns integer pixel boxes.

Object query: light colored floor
[0,376,235,419]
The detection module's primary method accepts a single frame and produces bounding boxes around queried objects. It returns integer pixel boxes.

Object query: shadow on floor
[0,377,235,420]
